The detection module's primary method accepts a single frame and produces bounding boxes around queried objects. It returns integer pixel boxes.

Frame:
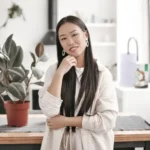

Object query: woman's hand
[47,115,67,130]
[56,55,77,76]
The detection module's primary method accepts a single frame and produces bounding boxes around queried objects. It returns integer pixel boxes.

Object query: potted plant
[0,34,48,127]
[0,2,25,29]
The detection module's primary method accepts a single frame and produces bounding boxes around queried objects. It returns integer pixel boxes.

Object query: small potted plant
[0,2,25,29]
[0,34,48,127]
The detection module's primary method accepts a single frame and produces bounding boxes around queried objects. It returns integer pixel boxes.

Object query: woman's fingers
[47,120,53,129]
[68,57,77,63]
[47,122,52,126]
[57,55,77,75]
[47,118,50,123]
[47,119,52,126]
[65,55,76,61]
[66,56,77,66]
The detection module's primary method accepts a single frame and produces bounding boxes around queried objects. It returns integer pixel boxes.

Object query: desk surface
[1,113,150,144]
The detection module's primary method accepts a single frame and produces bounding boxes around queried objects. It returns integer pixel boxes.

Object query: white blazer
[39,62,118,150]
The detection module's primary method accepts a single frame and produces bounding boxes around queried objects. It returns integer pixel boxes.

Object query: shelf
[86,23,116,28]
[92,42,116,47]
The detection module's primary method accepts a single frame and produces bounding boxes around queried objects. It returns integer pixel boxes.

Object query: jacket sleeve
[38,63,63,118]
[82,69,118,133]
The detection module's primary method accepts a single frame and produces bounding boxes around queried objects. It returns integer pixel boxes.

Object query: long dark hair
[56,16,99,132]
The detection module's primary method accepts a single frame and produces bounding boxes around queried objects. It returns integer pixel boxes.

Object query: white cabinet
[86,22,116,68]
[86,23,116,46]
[116,84,150,124]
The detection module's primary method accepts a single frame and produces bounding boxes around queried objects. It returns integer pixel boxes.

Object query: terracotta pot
[4,100,30,127]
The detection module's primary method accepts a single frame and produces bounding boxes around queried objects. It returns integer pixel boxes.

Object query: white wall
[1,0,149,82]
[117,0,149,82]
[0,0,117,71]
[58,0,116,23]
[0,0,48,70]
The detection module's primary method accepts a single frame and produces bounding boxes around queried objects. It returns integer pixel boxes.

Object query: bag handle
[127,37,139,61]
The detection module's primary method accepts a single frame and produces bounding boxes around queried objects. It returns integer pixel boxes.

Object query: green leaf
[7,82,26,100]
[5,42,23,68]
[0,82,6,94]
[8,67,25,82]
[30,52,36,68]
[7,92,19,101]
[0,52,10,70]
[20,65,29,85]
[38,52,49,62]
[32,67,44,80]
[0,71,9,87]
[0,57,6,70]
[0,50,10,61]
[6,40,17,67]
[21,65,29,76]
[30,81,44,86]
[11,46,23,67]
[2,34,13,55]
[0,71,3,81]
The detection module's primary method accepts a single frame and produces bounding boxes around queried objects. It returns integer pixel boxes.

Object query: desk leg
[145,141,150,150]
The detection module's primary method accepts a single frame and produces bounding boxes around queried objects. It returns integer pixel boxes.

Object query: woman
[39,15,118,150]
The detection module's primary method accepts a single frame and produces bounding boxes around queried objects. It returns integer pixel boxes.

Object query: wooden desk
[0,114,150,150]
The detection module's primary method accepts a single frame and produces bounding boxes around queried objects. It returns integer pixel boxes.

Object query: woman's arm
[65,116,83,128]
[47,71,63,99]
[48,55,77,98]
[47,115,83,130]
[39,63,63,118]
[47,69,118,131]
[39,56,77,118]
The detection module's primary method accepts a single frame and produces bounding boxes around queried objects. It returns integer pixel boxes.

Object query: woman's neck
[76,55,84,68]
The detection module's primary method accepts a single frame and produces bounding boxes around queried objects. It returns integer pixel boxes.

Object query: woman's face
[58,22,88,58]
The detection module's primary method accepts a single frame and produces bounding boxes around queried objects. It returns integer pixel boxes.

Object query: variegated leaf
[30,81,44,86]
[6,40,17,67]
[0,57,6,70]
[38,52,49,62]
[7,92,19,101]
[7,82,26,100]
[8,67,26,82]
[11,46,23,67]
[32,67,44,80]
[2,34,13,55]
[30,52,36,68]
[0,82,6,94]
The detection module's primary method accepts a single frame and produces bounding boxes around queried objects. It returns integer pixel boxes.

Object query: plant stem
[26,73,33,91]
[0,94,5,104]
[23,60,39,103]
[25,60,39,93]
[23,72,33,103]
